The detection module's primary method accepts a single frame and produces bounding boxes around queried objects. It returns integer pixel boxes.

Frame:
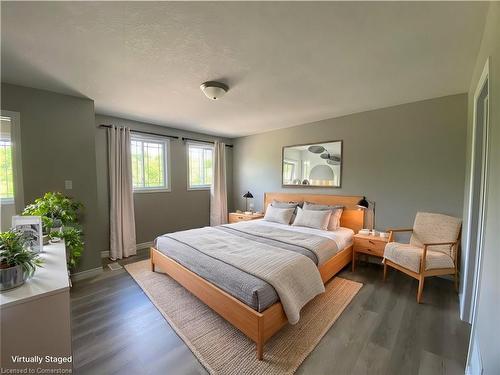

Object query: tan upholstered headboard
[264,192,364,233]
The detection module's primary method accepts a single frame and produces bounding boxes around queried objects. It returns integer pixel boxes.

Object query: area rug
[125,260,362,375]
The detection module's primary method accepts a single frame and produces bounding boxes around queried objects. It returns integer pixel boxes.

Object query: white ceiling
[1,2,488,137]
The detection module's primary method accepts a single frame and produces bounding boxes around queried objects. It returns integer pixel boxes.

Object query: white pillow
[263,204,295,225]
[292,207,332,230]
[302,202,344,230]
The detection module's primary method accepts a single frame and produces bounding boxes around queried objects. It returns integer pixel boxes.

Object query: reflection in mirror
[282,140,342,187]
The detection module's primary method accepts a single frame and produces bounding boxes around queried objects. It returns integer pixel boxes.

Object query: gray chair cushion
[384,242,454,273]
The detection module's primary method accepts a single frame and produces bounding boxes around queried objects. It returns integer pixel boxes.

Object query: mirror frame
[281,140,343,188]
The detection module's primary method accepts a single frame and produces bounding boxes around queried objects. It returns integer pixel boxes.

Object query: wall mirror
[282,140,342,188]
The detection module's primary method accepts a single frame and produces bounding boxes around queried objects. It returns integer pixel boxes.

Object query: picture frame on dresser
[11,215,43,253]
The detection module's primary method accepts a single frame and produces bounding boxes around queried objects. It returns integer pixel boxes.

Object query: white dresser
[0,242,72,372]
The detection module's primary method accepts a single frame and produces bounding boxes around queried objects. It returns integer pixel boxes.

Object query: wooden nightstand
[352,234,390,271]
[228,212,264,224]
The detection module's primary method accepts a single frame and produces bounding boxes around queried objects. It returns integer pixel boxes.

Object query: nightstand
[228,212,264,224]
[352,234,389,271]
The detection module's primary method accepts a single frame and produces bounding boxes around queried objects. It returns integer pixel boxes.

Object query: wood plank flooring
[71,256,470,375]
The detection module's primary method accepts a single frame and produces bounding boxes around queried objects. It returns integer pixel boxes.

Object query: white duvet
[251,218,354,251]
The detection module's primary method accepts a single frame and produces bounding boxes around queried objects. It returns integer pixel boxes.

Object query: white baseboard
[100,241,153,258]
[71,266,103,281]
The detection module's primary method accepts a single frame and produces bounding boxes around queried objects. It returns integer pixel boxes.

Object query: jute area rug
[125,260,362,375]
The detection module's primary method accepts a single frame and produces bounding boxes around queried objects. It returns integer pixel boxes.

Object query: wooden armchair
[383,212,462,303]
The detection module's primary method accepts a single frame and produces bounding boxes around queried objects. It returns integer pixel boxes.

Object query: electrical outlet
[65,180,73,190]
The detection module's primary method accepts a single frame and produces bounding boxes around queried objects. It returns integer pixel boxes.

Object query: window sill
[0,198,15,205]
[133,188,171,194]
[188,186,211,191]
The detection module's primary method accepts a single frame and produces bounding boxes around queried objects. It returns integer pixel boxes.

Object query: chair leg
[417,275,425,303]
[383,262,388,281]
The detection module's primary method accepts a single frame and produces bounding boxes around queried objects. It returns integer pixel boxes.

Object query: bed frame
[150,193,364,360]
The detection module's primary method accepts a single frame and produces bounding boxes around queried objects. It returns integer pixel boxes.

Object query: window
[131,135,170,192]
[188,143,213,189]
[0,116,14,203]
[283,160,297,184]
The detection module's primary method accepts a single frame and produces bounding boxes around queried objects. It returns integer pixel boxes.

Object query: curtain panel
[210,141,228,226]
[108,126,137,259]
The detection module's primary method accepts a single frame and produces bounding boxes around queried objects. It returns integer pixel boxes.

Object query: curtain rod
[98,124,179,140]
[182,137,233,148]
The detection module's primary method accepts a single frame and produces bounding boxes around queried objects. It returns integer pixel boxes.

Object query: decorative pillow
[303,202,344,230]
[292,207,332,230]
[263,204,295,225]
[271,200,303,223]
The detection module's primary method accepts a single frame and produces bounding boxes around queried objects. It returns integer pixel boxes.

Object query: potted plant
[22,192,82,234]
[23,192,85,272]
[0,229,43,291]
[49,227,84,271]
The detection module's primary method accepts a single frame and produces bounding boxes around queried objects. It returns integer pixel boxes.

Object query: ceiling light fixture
[200,81,228,100]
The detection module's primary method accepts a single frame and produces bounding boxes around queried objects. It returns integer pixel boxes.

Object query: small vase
[0,265,27,291]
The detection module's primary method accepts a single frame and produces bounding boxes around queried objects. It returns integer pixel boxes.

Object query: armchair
[383,212,462,303]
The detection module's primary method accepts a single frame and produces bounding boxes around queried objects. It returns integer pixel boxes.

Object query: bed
[150,193,364,360]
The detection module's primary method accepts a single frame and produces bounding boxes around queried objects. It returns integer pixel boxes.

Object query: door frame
[464,58,490,373]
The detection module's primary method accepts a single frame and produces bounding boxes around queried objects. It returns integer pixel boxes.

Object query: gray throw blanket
[165,226,325,324]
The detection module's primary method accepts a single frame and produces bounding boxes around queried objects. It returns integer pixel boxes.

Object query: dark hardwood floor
[71,255,470,375]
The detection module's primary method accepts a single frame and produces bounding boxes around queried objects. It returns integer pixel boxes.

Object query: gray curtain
[210,141,228,226]
[108,126,136,259]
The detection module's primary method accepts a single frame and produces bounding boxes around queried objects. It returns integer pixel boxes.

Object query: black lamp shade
[356,196,369,209]
[243,191,254,199]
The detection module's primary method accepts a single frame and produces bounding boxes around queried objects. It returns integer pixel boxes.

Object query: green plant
[50,227,84,270]
[24,192,85,271]
[23,192,83,233]
[0,229,43,276]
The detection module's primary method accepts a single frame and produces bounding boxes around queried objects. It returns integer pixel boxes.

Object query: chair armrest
[387,228,413,242]
[386,228,413,233]
[423,241,457,247]
[420,241,458,272]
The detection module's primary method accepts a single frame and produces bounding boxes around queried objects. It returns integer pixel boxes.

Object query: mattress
[154,221,353,312]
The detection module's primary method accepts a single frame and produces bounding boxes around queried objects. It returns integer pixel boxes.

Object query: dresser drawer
[354,237,386,256]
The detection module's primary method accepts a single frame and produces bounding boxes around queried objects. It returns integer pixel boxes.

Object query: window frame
[283,159,298,184]
[0,111,23,209]
[187,142,214,191]
[130,134,171,193]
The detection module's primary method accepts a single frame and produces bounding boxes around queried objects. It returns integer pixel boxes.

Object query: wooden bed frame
[150,193,364,360]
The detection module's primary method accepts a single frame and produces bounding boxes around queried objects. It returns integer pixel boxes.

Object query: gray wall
[462,2,500,373]
[95,115,233,248]
[0,83,234,272]
[232,94,467,231]
[0,83,102,272]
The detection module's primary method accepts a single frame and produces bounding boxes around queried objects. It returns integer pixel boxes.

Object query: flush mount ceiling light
[200,81,229,100]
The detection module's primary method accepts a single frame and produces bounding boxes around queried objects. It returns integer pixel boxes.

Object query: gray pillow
[292,207,331,230]
[302,202,344,230]
[263,204,295,225]
[271,200,302,208]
